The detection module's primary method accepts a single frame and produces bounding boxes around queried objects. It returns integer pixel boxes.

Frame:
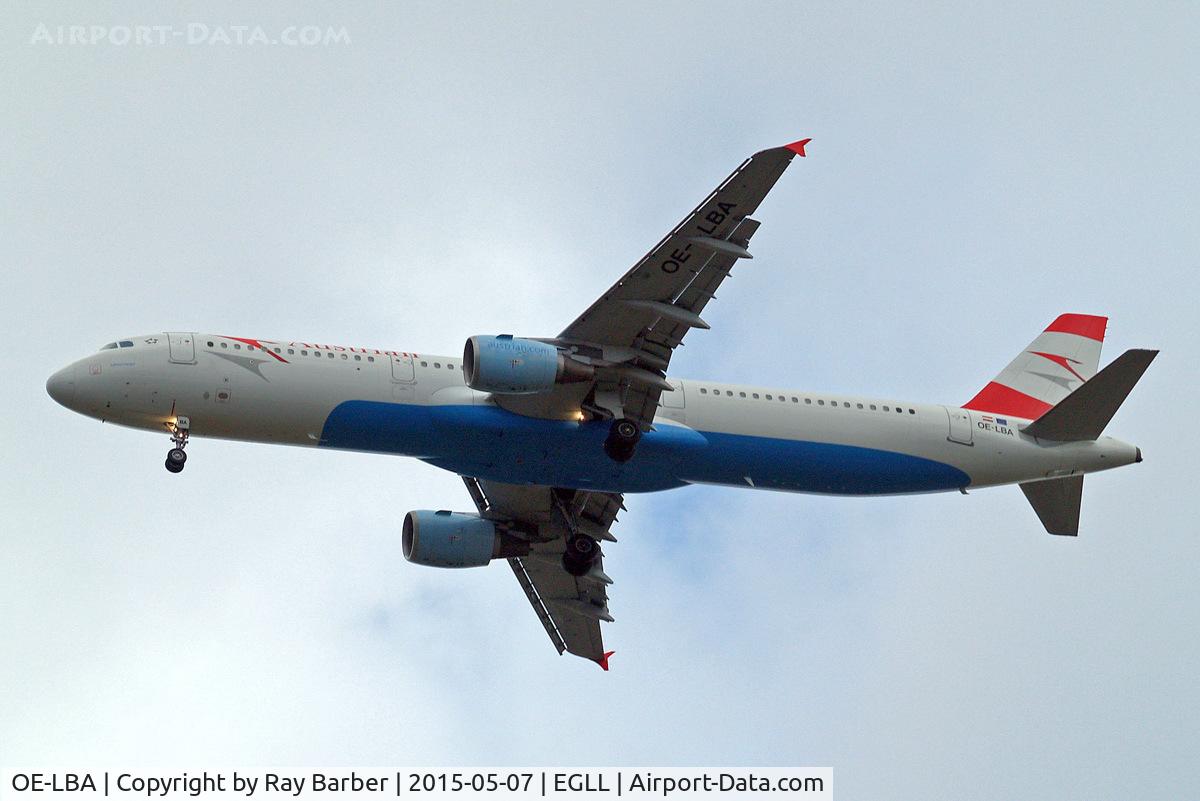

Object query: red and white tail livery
[964,313,1108,421]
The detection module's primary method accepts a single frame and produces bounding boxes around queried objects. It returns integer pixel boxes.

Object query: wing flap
[464,477,622,667]
[493,141,806,427]
[561,145,797,349]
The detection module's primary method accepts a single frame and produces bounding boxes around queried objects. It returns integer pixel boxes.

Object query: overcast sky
[3,2,1198,798]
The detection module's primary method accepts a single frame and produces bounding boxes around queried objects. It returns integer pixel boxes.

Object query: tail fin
[1023,349,1158,441]
[964,313,1108,420]
[1020,475,1083,536]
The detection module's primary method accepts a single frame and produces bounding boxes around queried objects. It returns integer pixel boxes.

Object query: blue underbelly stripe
[318,401,970,495]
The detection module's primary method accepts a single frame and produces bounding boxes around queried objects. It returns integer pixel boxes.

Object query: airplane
[46,138,1157,669]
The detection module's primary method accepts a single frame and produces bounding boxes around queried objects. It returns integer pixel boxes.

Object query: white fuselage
[46,333,1141,495]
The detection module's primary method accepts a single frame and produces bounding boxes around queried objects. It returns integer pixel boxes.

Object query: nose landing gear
[164,416,190,473]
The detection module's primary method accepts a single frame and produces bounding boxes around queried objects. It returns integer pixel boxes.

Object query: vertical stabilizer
[964,313,1107,420]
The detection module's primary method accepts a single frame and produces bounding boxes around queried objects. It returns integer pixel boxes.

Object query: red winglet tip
[597,651,615,671]
[785,138,812,157]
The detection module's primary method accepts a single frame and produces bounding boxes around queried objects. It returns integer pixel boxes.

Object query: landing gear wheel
[603,418,641,463]
[562,535,599,576]
[164,415,190,475]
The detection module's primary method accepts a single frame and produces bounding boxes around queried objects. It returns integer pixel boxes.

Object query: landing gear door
[945,406,973,445]
[167,332,196,364]
[660,380,685,409]
[390,353,415,383]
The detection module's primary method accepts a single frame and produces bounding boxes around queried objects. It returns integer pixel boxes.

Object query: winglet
[785,138,812,157]
[596,650,615,671]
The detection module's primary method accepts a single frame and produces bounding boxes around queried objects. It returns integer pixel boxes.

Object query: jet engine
[462,335,592,394]
[402,510,527,568]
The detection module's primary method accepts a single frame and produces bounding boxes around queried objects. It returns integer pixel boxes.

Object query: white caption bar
[1,768,831,801]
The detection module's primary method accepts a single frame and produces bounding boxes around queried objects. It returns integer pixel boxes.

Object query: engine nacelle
[402,510,501,568]
[462,335,592,394]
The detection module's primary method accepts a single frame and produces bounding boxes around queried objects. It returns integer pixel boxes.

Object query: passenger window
[341,353,348,360]
[354,355,361,361]
[857,403,864,409]
[739,392,746,398]
[909,409,916,414]
[421,361,428,367]
[791,397,798,403]
[434,362,441,368]
[234,344,241,350]
[752,393,759,399]
[870,404,877,410]
[300,350,308,356]
[274,347,281,354]
[883,406,890,412]
[818,400,824,406]
[207,341,214,347]
[896,407,903,413]
[805,398,812,404]
[221,342,228,348]
[288,349,294,355]
[726,391,733,396]
[765,394,772,400]
[700,388,707,394]
[327,352,334,358]
[368,356,375,362]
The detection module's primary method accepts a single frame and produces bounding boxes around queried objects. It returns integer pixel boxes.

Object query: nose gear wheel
[164,415,190,473]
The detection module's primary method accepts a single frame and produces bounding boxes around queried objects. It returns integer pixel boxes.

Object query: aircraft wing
[462,476,622,669]
[496,138,810,426]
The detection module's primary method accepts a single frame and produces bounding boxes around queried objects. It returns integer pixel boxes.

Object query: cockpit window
[118,340,134,348]
[101,342,118,350]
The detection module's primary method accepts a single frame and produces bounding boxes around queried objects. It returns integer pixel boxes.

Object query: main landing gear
[165,416,190,474]
[603,418,641,463]
[563,532,600,577]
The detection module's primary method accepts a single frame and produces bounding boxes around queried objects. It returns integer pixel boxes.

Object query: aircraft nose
[46,364,77,407]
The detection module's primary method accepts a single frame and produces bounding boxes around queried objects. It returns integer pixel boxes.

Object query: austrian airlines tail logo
[1029,351,1086,383]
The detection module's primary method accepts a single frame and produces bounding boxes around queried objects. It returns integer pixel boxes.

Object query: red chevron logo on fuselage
[221,336,290,363]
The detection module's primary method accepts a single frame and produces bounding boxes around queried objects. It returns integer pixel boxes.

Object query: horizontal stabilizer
[1020,475,1083,536]
[1023,349,1158,441]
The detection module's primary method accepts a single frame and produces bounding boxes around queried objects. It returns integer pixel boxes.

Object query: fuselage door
[167,332,196,364]
[660,379,685,409]
[945,406,974,445]
[390,353,415,383]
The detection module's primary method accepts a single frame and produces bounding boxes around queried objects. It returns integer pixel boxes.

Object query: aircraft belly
[679,431,969,495]
[319,401,969,495]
